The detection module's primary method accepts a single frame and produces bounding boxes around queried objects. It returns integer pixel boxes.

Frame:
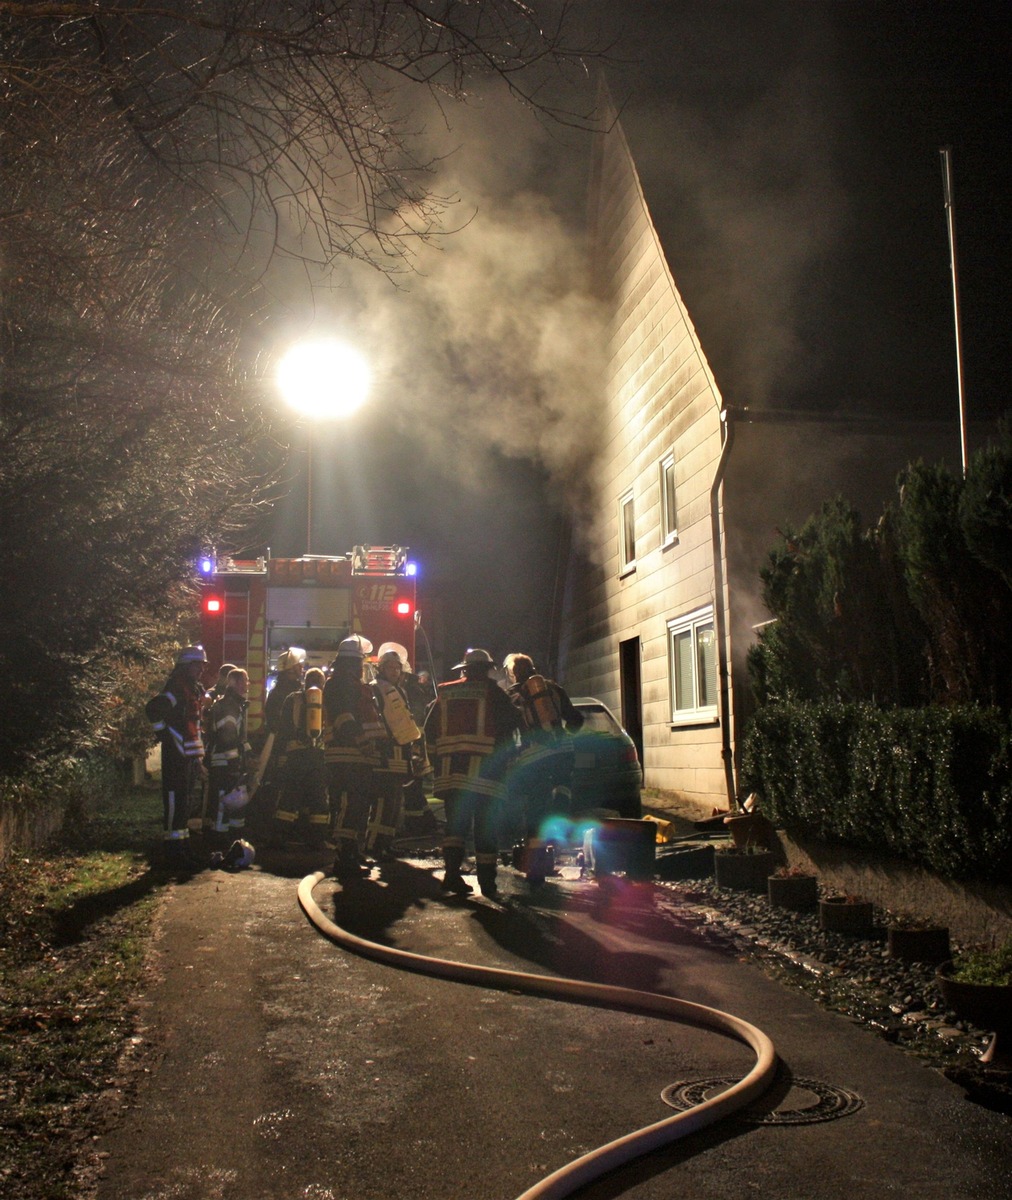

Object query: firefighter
[200,662,237,833]
[249,647,306,834]
[399,658,438,838]
[503,652,585,887]
[323,635,380,879]
[206,668,252,847]
[367,644,424,861]
[145,645,209,868]
[272,667,330,849]
[424,648,521,898]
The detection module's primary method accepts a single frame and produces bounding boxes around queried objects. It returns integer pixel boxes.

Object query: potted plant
[936,938,1012,1067]
[722,793,775,850]
[886,916,951,965]
[768,865,818,911]
[818,893,875,935]
[714,843,775,892]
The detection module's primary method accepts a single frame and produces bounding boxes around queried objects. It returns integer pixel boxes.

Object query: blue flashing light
[199,557,215,576]
[405,560,418,577]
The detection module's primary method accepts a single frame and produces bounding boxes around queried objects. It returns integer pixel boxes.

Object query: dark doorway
[619,637,643,766]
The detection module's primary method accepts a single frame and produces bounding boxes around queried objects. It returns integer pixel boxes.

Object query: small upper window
[660,453,677,546]
[619,489,636,576]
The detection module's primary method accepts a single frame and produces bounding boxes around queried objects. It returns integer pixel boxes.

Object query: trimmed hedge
[742,703,1012,883]
[0,755,123,865]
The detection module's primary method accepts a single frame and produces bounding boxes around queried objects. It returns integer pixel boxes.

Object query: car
[568,697,643,820]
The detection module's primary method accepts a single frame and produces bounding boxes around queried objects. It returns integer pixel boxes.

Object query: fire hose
[298,871,777,1200]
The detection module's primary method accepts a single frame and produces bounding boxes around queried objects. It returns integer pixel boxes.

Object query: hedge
[741,703,1012,883]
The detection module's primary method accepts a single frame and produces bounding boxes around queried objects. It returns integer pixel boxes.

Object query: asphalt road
[89,848,1012,1200]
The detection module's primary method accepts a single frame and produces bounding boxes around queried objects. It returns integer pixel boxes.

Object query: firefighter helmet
[176,645,208,666]
[221,784,250,811]
[337,635,373,660]
[223,839,255,870]
[276,647,307,674]
[377,641,409,667]
[452,647,494,671]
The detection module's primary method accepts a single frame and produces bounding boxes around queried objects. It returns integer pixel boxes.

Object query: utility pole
[939,146,968,476]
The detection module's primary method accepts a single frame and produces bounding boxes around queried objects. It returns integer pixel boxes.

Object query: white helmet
[176,644,208,665]
[337,635,373,660]
[221,784,249,811]
[276,647,307,673]
[223,839,255,870]
[377,641,409,667]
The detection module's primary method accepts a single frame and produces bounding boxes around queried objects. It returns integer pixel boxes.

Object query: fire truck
[197,545,418,732]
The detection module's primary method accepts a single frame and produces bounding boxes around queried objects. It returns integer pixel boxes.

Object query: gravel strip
[654,875,991,1070]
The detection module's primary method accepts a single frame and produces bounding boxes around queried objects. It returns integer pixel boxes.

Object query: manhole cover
[661,1074,864,1125]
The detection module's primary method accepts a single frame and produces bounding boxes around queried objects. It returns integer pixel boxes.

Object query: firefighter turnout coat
[424,675,519,801]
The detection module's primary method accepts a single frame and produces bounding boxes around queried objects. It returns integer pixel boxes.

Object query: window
[619,489,636,576]
[660,453,678,546]
[667,607,718,723]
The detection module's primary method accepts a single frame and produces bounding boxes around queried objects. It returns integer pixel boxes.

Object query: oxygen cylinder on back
[375,679,422,745]
[520,675,562,731]
[305,686,323,740]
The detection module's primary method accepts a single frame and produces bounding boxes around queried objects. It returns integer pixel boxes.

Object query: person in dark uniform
[145,645,209,869]
[503,652,584,887]
[272,667,330,849]
[424,648,520,899]
[323,636,379,878]
[249,646,305,836]
[206,668,252,848]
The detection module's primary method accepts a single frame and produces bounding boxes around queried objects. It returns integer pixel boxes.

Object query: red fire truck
[197,545,417,732]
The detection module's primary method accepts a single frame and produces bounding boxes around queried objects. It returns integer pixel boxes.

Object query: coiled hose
[298,871,777,1200]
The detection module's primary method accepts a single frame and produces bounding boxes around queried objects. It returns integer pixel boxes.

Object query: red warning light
[395,600,413,616]
[204,596,223,614]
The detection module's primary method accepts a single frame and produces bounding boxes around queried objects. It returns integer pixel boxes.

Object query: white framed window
[659,452,678,546]
[667,606,718,724]
[619,489,636,576]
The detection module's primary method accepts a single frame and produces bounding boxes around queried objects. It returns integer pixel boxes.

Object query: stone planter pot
[768,873,818,911]
[819,897,874,935]
[936,962,1012,1067]
[714,850,774,892]
[887,925,951,965]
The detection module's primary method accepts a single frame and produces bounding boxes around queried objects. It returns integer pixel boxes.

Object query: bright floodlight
[276,338,371,419]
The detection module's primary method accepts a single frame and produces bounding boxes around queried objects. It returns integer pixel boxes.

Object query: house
[556,109,968,814]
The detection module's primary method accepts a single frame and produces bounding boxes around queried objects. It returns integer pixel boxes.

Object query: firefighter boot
[476,862,499,900]
[334,839,366,881]
[525,841,549,888]
[441,845,473,896]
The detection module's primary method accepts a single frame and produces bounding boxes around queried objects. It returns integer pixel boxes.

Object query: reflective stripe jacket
[323,671,381,767]
[207,690,250,769]
[145,669,206,761]
[424,676,520,799]
[372,677,422,776]
[508,677,584,767]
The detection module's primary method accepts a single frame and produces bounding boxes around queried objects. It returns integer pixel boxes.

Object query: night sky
[261,1,1010,675]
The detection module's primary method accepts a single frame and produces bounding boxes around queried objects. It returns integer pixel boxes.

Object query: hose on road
[298,870,777,1200]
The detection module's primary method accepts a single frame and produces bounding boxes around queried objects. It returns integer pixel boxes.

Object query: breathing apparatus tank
[305,686,323,741]
[519,675,563,732]
[375,679,422,745]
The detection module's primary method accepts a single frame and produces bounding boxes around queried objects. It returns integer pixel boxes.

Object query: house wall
[559,116,733,812]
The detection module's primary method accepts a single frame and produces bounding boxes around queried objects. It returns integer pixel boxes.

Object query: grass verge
[0,779,165,1199]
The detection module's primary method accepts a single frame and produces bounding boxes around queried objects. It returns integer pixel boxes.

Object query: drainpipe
[710,408,737,810]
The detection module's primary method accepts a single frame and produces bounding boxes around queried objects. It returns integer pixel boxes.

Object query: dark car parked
[568,697,643,820]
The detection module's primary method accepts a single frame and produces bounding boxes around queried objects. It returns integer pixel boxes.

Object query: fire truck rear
[197,546,417,732]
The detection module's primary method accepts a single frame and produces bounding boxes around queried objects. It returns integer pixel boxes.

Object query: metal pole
[939,146,969,476]
[306,439,313,554]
